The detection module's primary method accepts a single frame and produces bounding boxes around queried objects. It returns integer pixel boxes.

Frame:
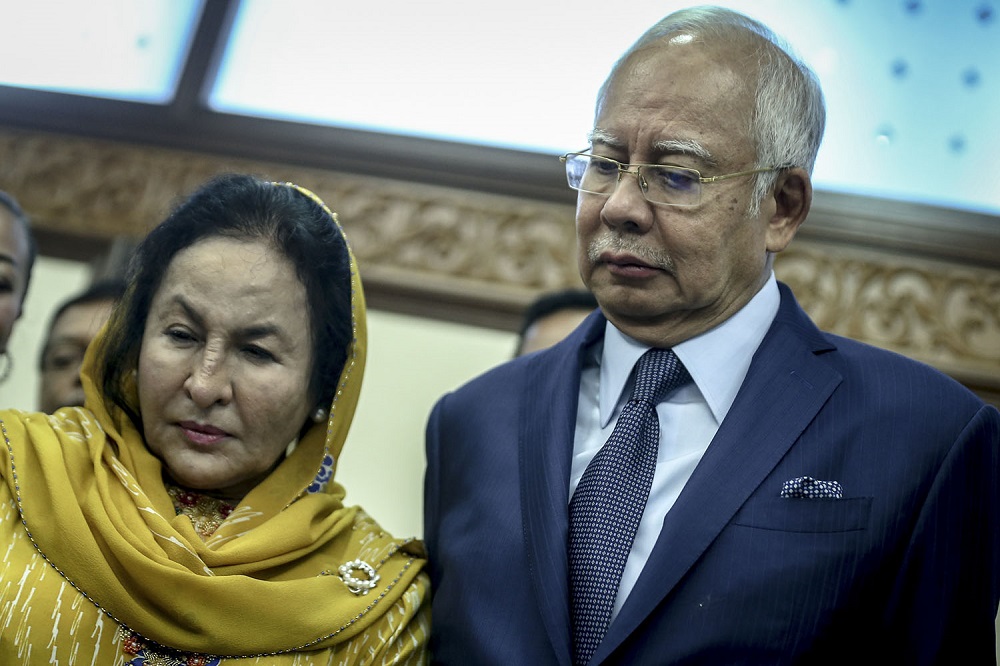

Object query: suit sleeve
[423,396,446,582]
[885,403,1000,663]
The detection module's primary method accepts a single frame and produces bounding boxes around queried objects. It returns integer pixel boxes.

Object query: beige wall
[341,309,514,538]
[0,257,516,540]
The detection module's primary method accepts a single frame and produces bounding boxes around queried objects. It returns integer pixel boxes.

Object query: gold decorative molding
[1,128,997,404]
[1,130,223,238]
[775,243,1000,404]
[0,127,580,288]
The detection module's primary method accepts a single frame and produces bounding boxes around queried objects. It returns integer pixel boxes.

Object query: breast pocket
[732,496,872,533]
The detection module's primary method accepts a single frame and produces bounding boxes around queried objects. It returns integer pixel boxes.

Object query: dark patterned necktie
[569,348,691,665]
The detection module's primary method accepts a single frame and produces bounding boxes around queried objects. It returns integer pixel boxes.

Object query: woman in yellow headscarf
[0,174,428,664]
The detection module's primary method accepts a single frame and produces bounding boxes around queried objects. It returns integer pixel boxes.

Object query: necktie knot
[630,348,691,405]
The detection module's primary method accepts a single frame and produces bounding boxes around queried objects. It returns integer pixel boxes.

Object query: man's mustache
[587,234,675,273]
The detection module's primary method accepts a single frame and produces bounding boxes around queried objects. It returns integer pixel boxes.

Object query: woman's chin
[166,468,228,494]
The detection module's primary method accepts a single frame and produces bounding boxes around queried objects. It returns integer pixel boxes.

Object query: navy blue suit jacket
[424,283,1000,664]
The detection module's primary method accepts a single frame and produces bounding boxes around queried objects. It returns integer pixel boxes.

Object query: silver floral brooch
[338,559,380,595]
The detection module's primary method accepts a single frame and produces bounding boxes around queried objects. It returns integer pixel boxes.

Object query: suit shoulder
[431,353,535,412]
[821,332,987,413]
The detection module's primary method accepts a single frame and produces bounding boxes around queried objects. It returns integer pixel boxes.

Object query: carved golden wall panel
[0,129,581,289]
[1,128,997,403]
[284,174,581,292]
[1,131,228,237]
[775,244,1000,402]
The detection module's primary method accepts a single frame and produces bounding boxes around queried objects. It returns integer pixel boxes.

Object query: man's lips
[178,420,230,446]
[599,251,662,276]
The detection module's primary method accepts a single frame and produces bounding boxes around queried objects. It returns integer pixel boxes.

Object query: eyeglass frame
[559,152,788,207]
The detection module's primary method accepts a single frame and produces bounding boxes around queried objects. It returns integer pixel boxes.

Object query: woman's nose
[183,350,233,408]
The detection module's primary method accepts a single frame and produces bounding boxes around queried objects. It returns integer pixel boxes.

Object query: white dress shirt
[570,273,781,621]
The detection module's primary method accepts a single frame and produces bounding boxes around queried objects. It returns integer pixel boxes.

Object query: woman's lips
[178,421,230,446]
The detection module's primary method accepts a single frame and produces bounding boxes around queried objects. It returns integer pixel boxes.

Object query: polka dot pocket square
[780,476,843,499]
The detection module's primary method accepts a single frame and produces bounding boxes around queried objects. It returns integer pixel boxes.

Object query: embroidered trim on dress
[120,626,221,665]
[166,484,236,539]
[307,453,335,493]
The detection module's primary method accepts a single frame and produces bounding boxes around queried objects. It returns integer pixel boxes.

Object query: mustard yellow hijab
[0,183,425,657]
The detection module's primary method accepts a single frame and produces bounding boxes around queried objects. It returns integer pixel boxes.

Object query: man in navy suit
[424,6,1000,664]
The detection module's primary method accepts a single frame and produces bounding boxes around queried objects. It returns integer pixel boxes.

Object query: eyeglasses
[560,152,784,207]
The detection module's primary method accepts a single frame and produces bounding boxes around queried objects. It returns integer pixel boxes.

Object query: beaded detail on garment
[166,484,236,540]
[119,627,221,665]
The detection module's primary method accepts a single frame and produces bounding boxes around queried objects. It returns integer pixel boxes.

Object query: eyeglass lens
[564,154,701,206]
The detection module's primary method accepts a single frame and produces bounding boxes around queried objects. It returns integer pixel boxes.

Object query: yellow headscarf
[0,182,425,657]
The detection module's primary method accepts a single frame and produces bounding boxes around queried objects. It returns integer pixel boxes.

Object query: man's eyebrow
[587,128,625,149]
[652,138,717,166]
[587,130,718,167]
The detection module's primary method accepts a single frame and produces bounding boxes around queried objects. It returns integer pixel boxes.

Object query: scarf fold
[0,184,424,657]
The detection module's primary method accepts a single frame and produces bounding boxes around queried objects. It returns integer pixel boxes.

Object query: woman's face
[137,236,316,500]
[0,207,30,352]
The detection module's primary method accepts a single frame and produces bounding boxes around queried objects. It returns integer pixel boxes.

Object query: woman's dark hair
[99,174,352,428]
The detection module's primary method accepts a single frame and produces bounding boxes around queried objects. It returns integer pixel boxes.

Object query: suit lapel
[595,285,842,662]
[519,311,604,666]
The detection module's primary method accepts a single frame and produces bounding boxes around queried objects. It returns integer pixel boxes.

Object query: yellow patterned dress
[0,459,429,665]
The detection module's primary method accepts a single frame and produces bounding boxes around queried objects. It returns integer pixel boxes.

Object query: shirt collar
[599,273,780,426]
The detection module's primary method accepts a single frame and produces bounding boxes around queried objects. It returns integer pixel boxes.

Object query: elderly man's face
[576,42,788,347]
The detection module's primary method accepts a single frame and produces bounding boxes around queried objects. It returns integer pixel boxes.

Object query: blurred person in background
[38,278,126,412]
[515,288,599,357]
[0,190,36,384]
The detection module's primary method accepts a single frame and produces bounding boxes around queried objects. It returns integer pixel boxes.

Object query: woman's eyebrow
[167,295,204,327]
[239,324,283,340]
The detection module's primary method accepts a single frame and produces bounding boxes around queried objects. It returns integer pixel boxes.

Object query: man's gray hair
[596,6,826,216]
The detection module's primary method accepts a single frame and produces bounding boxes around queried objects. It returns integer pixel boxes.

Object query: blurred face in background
[518,308,593,356]
[0,206,31,353]
[38,299,115,412]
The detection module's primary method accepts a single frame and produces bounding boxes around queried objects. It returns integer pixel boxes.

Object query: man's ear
[766,167,812,253]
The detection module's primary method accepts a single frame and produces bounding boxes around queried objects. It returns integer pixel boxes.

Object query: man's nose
[600,167,654,233]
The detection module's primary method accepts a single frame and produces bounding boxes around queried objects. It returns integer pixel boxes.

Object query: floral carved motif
[0,130,580,291]
[777,243,1000,400]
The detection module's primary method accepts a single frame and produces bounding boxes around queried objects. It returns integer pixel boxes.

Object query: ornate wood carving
[1,128,997,404]
[775,243,1000,403]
